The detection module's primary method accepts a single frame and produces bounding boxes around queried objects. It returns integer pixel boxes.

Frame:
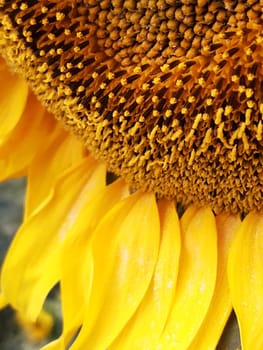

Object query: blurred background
[0,179,61,350]
[0,178,241,349]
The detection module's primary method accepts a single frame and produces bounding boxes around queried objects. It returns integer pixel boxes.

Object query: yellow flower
[0,1,263,349]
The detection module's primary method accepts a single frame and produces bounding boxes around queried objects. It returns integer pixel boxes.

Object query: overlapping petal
[110,199,181,350]
[188,213,241,350]
[0,92,55,181]
[0,58,28,139]
[228,212,263,350]
[69,191,160,350]
[25,125,85,217]
[157,206,218,349]
[0,156,106,321]
[47,180,130,349]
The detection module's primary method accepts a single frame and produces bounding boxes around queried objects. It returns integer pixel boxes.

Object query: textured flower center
[1,0,263,213]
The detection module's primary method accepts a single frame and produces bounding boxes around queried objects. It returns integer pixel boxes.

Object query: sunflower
[0,0,263,349]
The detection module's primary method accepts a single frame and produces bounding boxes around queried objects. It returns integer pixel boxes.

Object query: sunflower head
[2,2,263,350]
[1,0,263,214]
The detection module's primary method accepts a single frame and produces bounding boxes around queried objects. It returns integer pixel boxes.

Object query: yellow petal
[0,157,105,321]
[228,212,263,350]
[15,309,53,343]
[0,93,53,181]
[188,213,241,350]
[70,192,160,350]
[59,180,129,346]
[0,293,7,309]
[110,199,181,350]
[25,126,85,217]
[157,206,218,349]
[40,338,64,350]
[0,59,28,139]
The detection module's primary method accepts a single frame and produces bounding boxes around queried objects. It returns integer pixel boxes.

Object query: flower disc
[1,0,263,213]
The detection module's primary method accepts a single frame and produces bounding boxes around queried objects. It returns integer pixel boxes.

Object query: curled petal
[15,309,53,343]
[0,157,105,321]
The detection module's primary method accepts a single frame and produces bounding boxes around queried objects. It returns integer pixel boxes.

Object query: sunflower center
[1,0,263,214]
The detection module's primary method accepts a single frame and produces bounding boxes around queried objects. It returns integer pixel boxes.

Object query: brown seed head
[0,0,263,214]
